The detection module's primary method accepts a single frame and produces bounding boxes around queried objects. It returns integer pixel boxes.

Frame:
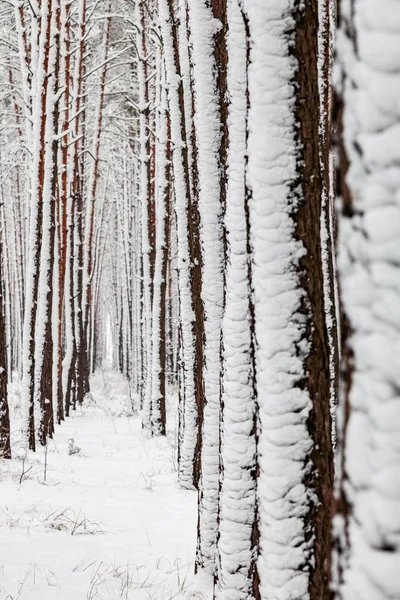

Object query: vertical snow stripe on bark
[34,0,59,444]
[186,0,225,574]
[0,234,11,459]
[333,1,400,598]
[151,60,169,436]
[178,0,205,491]
[21,0,55,450]
[137,0,153,432]
[215,1,257,598]
[245,5,311,597]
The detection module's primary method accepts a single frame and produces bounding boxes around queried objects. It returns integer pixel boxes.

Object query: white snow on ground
[0,371,211,600]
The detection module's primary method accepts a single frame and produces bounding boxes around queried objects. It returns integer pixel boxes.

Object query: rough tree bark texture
[179,0,205,491]
[243,1,334,598]
[333,1,400,598]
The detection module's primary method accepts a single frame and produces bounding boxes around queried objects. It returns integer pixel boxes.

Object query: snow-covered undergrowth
[0,371,211,600]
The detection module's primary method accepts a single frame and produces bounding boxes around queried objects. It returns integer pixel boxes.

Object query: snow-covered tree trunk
[64,0,86,414]
[243,1,334,598]
[34,0,59,445]
[0,235,11,459]
[333,2,400,598]
[56,0,72,424]
[72,5,90,408]
[215,1,257,597]
[136,0,153,430]
[186,0,226,574]
[21,0,58,450]
[179,0,206,490]
[318,0,339,445]
[150,62,169,436]
[82,8,112,364]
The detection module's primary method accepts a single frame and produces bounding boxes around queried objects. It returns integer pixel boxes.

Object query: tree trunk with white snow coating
[215,1,257,597]
[333,2,400,599]
[21,0,58,451]
[186,0,226,574]
[0,238,11,459]
[34,0,59,445]
[243,1,334,598]
[150,66,169,437]
[136,0,153,431]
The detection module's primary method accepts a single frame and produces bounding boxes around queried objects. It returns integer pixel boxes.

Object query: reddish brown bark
[293,3,335,598]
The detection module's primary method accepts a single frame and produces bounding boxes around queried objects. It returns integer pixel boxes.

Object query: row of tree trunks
[1,1,398,598]
[10,0,111,449]
[136,0,154,428]
[156,0,337,598]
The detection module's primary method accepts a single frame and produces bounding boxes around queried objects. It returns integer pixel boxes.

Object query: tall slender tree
[215,0,257,596]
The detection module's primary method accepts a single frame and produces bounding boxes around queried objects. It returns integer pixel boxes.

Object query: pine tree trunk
[186,0,226,574]
[150,67,169,436]
[333,1,400,598]
[215,1,257,596]
[243,2,334,598]
[21,0,57,450]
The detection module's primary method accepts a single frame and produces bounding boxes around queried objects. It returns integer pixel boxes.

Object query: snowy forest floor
[0,371,211,600]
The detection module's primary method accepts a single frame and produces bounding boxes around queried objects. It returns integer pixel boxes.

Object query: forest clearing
[0,0,399,599]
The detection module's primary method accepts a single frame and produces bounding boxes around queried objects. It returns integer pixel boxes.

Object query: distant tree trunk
[56,0,72,424]
[150,66,169,436]
[0,240,11,459]
[136,0,153,430]
[333,2,400,599]
[73,13,90,407]
[64,182,77,417]
[75,167,89,405]
[82,8,112,370]
[178,0,205,491]
[243,2,334,599]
